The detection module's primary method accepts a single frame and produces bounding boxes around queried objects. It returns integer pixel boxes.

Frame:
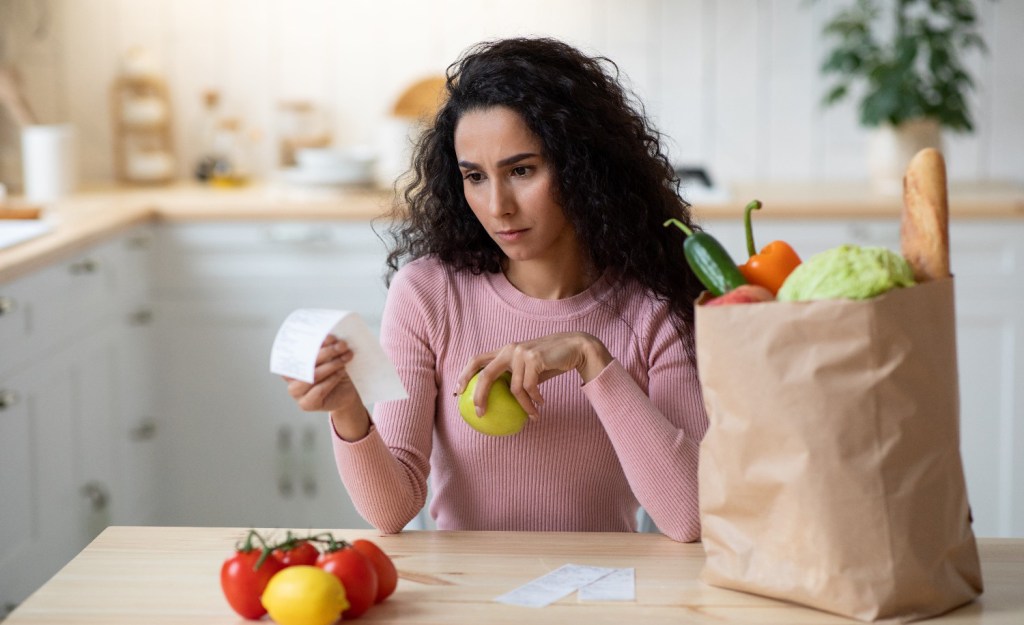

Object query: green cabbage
[777,244,915,301]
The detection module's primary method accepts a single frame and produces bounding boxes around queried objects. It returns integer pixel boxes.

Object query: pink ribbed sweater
[332,256,708,542]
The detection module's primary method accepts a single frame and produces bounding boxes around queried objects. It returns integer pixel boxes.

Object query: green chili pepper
[663,218,747,296]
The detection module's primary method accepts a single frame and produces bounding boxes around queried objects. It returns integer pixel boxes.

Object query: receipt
[495,564,618,608]
[269,309,408,405]
[578,567,635,601]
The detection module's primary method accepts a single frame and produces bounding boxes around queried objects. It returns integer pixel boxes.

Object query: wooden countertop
[5,526,1022,624]
[724,180,1024,220]
[0,183,392,283]
[1,179,1022,284]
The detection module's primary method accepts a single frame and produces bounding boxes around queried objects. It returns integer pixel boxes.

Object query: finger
[288,342,352,391]
[454,349,499,396]
[296,368,350,412]
[508,358,540,419]
[286,378,313,400]
[472,356,510,417]
[316,338,351,366]
[519,357,545,416]
[313,350,353,382]
[305,370,342,407]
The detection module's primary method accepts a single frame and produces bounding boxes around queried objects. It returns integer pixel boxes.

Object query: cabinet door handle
[81,481,110,512]
[277,426,294,498]
[0,295,15,316]
[302,425,317,497]
[69,258,99,275]
[128,309,154,325]
[129,419,158,441]
[125,232,153,249]
[0,389,18,410]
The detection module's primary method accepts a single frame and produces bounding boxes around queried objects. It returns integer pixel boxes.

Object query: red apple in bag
[703,284,775,307]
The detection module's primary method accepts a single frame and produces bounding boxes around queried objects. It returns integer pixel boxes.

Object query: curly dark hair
[381,37,705,350]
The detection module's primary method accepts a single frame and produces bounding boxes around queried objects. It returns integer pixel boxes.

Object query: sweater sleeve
[331,259,444,533]
[582,302,708,543]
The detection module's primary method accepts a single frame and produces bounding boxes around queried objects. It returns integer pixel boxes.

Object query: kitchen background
[2,2,1024,616]
[0,0,1021,190]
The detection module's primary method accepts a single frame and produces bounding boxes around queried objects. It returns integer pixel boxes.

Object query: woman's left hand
[454,332,613,419]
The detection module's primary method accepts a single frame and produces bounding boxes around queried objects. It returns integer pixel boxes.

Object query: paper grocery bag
[696,278,983,622]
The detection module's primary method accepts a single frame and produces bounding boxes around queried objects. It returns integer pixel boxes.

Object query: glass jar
[276,100,330,168]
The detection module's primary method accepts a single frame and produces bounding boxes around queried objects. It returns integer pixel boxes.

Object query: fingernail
[475,405,483,417]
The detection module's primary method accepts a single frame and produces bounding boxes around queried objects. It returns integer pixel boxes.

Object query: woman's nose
[488,181,515,216]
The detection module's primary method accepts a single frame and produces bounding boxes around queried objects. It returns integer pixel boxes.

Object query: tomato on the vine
[352,539,398,603]
[220,531,285,619]
[316,544,378,619]
[273,538,320,567]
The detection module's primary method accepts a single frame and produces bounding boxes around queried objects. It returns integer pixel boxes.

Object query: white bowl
[295,146,375,177]
[285,147,377,186]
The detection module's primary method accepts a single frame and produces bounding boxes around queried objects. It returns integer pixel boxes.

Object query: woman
[285,37,708,542]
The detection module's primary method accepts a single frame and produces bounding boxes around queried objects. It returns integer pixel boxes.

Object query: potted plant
[817,0,987,192]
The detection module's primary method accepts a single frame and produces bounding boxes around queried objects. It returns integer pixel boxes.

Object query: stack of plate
[281,147,376,187]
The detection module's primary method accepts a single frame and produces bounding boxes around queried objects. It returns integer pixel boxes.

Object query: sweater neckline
[484,266,619,320]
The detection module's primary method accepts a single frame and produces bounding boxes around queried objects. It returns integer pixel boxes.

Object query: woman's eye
[511,166,529,177]
[463,172,483,183]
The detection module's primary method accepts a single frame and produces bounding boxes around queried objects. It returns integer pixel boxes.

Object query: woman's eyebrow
[457,152,539,169]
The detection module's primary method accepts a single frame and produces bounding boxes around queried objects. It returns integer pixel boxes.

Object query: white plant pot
[866,119,942,195]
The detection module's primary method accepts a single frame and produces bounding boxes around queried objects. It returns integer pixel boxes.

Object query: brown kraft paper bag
[696,278,983,622]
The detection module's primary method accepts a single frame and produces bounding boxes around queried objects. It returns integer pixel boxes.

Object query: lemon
[261,565,349,625]
[458,372,529,436]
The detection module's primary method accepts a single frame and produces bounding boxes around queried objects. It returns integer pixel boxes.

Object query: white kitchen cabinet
[1,342,84,617]
[701,217,1024,537]
[108,229,160,525]
[0,228,156,617]
[108,322,160,525]
[150,221,388,529]
[946,222,1024,538]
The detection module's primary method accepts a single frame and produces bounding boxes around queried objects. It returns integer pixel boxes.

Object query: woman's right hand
[283,335,370,440]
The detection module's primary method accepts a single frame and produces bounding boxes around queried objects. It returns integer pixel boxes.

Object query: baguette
[901,148,950,281]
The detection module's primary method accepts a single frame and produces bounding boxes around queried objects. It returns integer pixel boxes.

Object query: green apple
[458,372,529,436]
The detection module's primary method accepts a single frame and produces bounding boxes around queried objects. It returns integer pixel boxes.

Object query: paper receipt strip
[269,309,408,405]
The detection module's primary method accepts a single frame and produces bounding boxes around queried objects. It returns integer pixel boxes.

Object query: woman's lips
[495,229,528,242]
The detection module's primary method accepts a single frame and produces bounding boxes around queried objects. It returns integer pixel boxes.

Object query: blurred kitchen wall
[0,0,1021,189]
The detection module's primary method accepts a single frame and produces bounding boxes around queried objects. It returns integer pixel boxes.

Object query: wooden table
[5,527,1023,624]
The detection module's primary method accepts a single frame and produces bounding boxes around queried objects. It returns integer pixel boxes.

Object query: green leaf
[822,48,865,74]
[823,84,850,106]
[813,0,988,132]
[894,36,919,69]
[961,32,987,53]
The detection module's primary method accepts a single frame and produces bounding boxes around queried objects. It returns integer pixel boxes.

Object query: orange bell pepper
[737,200,802,295]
